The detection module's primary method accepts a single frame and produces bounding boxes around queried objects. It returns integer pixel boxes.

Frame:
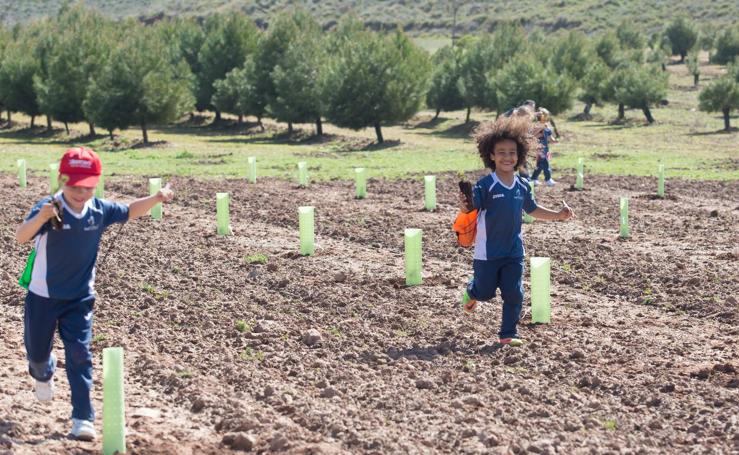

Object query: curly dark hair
[473,116,536,171]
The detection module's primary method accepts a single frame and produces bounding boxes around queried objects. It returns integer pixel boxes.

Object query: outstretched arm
[127,184,174,220]
[530,200,575,221]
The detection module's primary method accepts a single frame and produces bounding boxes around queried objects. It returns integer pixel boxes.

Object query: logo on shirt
[83,215,99,231]
[492,194,504,199]
[63,224,71,230]
[514,188,523,200]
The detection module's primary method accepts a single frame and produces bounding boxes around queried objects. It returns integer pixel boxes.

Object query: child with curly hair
[459,116,574,346]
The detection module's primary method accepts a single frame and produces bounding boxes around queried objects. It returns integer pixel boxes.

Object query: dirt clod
[302,329,322,347]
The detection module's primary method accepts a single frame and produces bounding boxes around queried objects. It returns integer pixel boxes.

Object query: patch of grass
[603,419,618,431]
[92,333,107,344]
[234,319,253,333]
[141,283,169,300]
[240,347,265,362]
[327,326,343,338]
[244,253,268,265]
[177,370,193,378]
[175,150,195,159]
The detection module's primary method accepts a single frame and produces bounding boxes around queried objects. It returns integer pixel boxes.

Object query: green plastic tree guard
[49,163,59,193]
[298,161,309,187]
[530,257,551,323]
[102,347,126,455]
[657,164,665,197]
[523,184,535,224]
[575,157,584,190]
[149,178,162,220]
[404,228,423,286]
[619,197,630,238]
[424,175,436,211]
[95,173,105,199]
[247,156,257,184]
[299,206,315,256]
[216,193,231,235]
[355,168,367,199]
[17,159,26,188]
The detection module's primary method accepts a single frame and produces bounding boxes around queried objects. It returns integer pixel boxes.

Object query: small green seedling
[245,253,268,264]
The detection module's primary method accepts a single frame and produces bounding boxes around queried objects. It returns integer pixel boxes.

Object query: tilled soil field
[1,171,737,454]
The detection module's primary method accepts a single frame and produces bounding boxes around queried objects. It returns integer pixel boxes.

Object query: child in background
[459,116,574,346]
[15,147,174,441]
[531,108,558,187]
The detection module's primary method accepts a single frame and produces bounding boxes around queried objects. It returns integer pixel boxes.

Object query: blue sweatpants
[466,257,525,339]
[531,157,552,182]
[24,292,95,421]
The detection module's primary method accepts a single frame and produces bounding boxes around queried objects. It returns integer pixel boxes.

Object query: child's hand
[157,183,174,203]
[39,202,61,222]
[559,200,575,220]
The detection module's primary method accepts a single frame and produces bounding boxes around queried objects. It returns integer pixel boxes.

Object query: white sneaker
[546,179,556,187]
[70,419,96,441]
[34,378,54,402]
[532,180,540,186]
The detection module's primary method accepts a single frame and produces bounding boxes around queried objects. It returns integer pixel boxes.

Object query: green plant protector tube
[355,168,367,199]
[17,159,26,188]
[299,206,315,256]
[247,156,256,184]
[216,192,231,235]
[523,184,535,224]
[530,257,551,323]
[149,178,162,220]
[298,161,308,187]
[49,163,59,193]
[102,347,126,455]
[424,175,436,211]
[657,164,665,197]
[95,173,104,199]
[404,228,422,286]
[619,197,629,238]
[575,157,584,190]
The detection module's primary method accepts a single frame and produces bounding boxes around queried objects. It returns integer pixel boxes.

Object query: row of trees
[426,18,739,128]
[1,6,738,144]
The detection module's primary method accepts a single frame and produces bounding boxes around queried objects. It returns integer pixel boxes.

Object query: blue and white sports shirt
[25,193,129,300]
[472,172,537,260]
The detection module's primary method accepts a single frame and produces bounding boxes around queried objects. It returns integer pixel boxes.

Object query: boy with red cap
[15,147,173,441]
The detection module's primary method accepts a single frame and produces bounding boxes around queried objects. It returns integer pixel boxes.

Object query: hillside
[1,0,738,37]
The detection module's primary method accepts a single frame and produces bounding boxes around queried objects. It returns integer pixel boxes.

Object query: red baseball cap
[58,147,102,188]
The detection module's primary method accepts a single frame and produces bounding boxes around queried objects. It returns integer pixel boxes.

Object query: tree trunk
[642,106,655,124]
[618,103,625,120]
[434,108,440,120]
[88,122,96,137]
[108,129,114,141]
[30,116,35,128]
[142,122,149,144]
[374,122,384,144]
[288,122,293,134]
[584,101,593,115]
[258,116,264,132]
[316,117,323,136]
[214,110,221,123]
[693,74,699,86]
[6,110,10,124]
[238,114,243,124]
[723,108,731,131]
[680,52,686,63]
[465,106,471,124]
[46,115,52,131]
[64,122,69,134]
[661,63,666,72]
